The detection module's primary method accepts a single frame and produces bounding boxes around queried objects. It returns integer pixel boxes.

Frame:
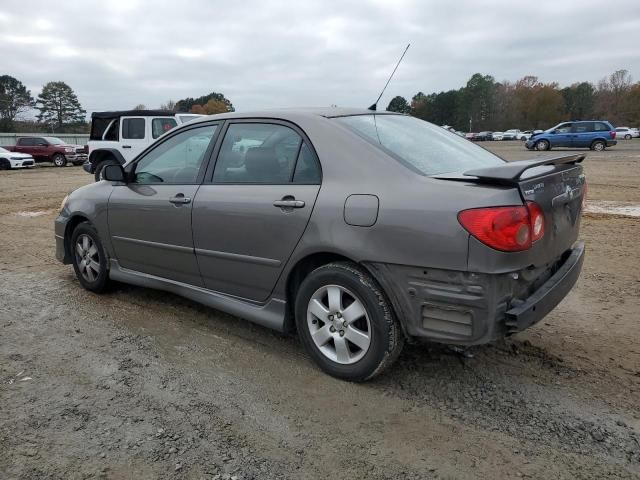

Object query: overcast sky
[1,0,639,116]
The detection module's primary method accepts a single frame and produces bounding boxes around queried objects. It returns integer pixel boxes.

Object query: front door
[108,123,219,286]
[550,123,573,148]
[192,122,322,302]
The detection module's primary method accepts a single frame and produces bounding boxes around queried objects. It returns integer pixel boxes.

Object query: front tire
[94,158,118,182]
[52,154,67,167]
[591,140,606,151]
[70,223,110,293]
[295,262,404,382]
[0,159,10,170]
[624,134,631,140]
[535,139,550,151]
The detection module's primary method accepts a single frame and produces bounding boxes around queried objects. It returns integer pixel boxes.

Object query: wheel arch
[590,137,608,148]
[63,214,92,262]
[88,149,126,168]
[282,251,399,335]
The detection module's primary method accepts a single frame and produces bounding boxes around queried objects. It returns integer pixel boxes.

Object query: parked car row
[447,121,638,152]
[0,136,88,168]
[457,129,544,142]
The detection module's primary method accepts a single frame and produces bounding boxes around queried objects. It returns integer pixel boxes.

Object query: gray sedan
[55,108,586,381]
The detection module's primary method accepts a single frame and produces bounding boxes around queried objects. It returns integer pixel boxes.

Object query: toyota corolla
[55,108,586,381]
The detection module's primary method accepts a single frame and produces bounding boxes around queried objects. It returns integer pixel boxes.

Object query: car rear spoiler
[433,154,585,186]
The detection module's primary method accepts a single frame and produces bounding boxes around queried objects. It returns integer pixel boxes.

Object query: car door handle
[122,145,132,149]
[169,195,191,205]
[273,199,305,208]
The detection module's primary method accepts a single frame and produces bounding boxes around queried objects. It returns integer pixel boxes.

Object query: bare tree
[160,100,176,111]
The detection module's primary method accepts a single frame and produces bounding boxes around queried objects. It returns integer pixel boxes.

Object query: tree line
[386,69,640,131]
[0,76,86,132]
[0,73,235,133]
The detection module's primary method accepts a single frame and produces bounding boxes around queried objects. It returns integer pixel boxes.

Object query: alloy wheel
[307,285,372,365]
[75,234,101,282]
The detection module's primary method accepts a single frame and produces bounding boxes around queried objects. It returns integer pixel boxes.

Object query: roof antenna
[368,43,410,111]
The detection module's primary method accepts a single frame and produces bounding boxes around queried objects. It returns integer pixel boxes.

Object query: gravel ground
[1,141,639,479]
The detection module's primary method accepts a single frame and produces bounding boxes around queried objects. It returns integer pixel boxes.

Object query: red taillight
[610,131,616,139]
[458,202,545,252]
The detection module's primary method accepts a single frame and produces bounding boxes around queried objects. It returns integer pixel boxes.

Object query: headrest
[244,147,280,179]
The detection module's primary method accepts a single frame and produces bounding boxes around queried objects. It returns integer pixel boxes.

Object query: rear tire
[52,154,67,167]
[295,262,404,382]
[591,140,606,151]
[94,158,118,182]
[535,139,550,151]
[70,223,111,293]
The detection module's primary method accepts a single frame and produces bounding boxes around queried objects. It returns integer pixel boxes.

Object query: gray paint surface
[55,108,585,344]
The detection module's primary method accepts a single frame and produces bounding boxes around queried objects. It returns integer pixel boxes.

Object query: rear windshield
[335,114,504,175]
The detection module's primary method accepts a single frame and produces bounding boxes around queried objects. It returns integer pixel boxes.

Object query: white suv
[83,110,204,181]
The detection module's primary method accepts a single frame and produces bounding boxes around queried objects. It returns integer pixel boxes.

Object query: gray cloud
[1,0,639,116]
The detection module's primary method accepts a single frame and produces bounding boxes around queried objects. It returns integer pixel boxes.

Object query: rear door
[108,123,219,285]
[192,121,322,302]
[119,117,148,161]
[550,123,573,147]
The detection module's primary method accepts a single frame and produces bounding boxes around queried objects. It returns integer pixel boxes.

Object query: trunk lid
[437,154,586,268]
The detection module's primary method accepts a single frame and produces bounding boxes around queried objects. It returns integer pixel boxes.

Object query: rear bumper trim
[505,241,585,332]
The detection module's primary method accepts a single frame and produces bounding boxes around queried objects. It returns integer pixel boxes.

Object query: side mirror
[102,164,125,182]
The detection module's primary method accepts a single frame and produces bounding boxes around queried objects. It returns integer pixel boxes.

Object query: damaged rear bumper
[365,241,585,346]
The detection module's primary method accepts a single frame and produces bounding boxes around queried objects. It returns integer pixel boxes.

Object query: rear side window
[335,114,503,176]
[122,118,145,139]
[573,123,593,133]
[213,123,302,184]
[293,143,321,184]
[593,122,610,131]
[18,138,35,146]
[104,119,119,141]
[152,118,178,139]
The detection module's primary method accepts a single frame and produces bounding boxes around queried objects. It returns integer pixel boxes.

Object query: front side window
[122,118,146,139]
[213,123,303,184]
[152,118,178,139]
[555,123,572,134]
[43,137,65,145]
[134,125,217,184]
[335,114,503,176]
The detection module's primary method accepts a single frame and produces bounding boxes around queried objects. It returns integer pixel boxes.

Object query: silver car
[55,108,586,381]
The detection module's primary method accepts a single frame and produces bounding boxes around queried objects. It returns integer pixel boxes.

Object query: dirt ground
[1,141,639,480]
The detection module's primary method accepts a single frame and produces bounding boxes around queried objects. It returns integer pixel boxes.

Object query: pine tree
[36,81,86,129]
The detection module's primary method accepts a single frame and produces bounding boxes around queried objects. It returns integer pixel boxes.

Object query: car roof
[186,107,402,124]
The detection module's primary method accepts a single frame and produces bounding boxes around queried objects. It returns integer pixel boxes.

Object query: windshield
[43,137,66,145]
[335,114,504,176]
[0,147,8,153]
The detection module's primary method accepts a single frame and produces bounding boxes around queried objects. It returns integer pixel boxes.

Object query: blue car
[525,120,617,151]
